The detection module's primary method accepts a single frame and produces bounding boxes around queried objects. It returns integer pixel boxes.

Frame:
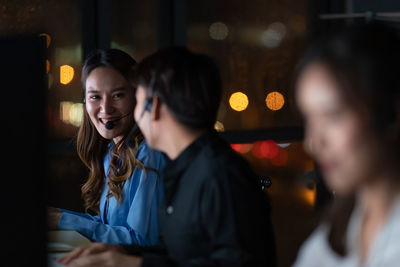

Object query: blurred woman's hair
[77,48,146,214]
[133,46,222,130]
[294,22,400,255]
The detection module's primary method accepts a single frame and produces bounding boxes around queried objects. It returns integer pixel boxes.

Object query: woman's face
[296,63,381,195]
[85,66,134,143]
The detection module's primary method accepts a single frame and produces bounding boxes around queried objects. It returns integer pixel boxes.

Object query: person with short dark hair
[59,47,276,267]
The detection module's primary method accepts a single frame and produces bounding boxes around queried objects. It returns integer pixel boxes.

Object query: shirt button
[166,206,174,214]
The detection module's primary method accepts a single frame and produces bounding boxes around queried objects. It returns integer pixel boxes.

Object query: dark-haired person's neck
[163,125,205,160]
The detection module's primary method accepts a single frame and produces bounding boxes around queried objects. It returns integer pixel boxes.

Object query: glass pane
[186,1,308,131]
[186,2,321,266]
[111,0,158,62]
[0,0,83,139]
[0,0,85,211]
[231,139,325,267]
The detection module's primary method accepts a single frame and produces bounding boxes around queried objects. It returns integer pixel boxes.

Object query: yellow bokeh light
[229,92,249,112]
[214,121,225,132]
[265,91,285,111]
[60,101,83,127]
[60,65,74,85]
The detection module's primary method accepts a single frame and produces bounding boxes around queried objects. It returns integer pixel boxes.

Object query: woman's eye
[89,95,100,100]
[322,110,348,126]
[113,93,125,99]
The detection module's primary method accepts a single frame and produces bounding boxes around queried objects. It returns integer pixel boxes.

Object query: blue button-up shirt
[58,141,166,246]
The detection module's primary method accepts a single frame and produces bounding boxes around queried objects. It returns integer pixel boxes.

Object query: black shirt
[125,130,276,267]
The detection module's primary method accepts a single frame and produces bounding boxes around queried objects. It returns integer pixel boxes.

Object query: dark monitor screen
[0,36,47,266]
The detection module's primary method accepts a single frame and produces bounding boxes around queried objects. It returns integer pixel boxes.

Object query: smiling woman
[47,49,167,246]
[84,66,134,141]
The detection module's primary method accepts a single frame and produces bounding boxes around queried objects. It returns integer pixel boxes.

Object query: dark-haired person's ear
[151,96,162,121]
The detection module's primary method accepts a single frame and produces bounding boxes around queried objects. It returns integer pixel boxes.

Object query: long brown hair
[295,23,400,255]
[77,49,145,214]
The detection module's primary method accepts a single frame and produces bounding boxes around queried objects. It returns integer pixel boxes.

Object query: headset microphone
[105,112,132,130]
[105,121,115,130]
[105,97,151,130]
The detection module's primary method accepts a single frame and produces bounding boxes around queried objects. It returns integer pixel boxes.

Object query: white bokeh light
[209,22,229,40]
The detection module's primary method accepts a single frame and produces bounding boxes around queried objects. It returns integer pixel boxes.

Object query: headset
[124,85,154,147]
[141,71,157,116]
[142,96,153,115]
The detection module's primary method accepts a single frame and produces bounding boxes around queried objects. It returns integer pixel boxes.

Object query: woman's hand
[47,206,62,230]
[57,243,126,266]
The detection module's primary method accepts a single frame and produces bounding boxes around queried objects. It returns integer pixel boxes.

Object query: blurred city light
[263,140,279,159]
[252,141,264,158]
[271,148,289,166]
[60,101,83,127]
[277,143,291,148]
[60,65,74,85]
[300,185,316,207]
[252,140,279,159]
[231,143,252,154]
[265,91,285,111]
[229,91,249,111]
[214,121,225,132]
[46,59,50,74]
[260,22,286,48]
[209,22,229,40]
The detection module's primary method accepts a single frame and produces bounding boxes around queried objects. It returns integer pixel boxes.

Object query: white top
[292,197,400,267]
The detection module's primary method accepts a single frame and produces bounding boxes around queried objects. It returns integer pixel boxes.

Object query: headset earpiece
[144,97,153,112]
[140,71,156,115]
[139,96,154,118]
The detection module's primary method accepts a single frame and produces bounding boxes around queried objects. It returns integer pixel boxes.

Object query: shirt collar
[163,129,216,182]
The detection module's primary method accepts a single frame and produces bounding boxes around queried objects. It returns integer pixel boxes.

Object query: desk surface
[48,252,68,267]
[47,230,91,267]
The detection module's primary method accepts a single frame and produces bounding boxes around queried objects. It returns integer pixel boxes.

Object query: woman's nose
[303,122,323,157]
[100,97,115,114]
[303,128,313,156]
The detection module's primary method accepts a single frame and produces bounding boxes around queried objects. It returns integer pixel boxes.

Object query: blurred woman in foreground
[293,23,400,267]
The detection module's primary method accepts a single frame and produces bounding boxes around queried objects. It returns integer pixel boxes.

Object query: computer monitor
[0,35,47,266]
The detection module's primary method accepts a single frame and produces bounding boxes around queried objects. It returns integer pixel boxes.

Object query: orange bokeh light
[46,60,50,74]
[300,186,316,207]
[265,91,285,111]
